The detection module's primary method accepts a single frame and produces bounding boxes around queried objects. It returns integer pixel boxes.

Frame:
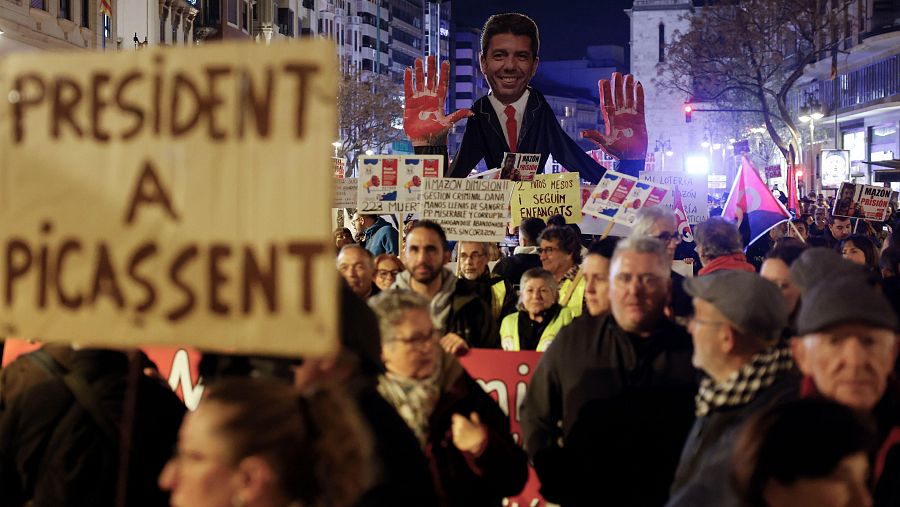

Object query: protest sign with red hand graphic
[403,55,472,146]
[581,72,648,162]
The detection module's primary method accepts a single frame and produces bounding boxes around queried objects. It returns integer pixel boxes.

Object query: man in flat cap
[792,275,900,505]
[667,271,799,507]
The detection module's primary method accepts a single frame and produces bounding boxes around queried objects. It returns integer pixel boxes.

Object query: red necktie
[504,105,517,153]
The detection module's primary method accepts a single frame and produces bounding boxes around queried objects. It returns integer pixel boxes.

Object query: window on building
[30,0,45,10]
[160,7,167,43]
[59,0,71,20]
[456,75,473,82]
[242,0,250,31]
[227,0,237,25]
[80,0,89,27]
[173,16,178,42]
[658,23,665,63]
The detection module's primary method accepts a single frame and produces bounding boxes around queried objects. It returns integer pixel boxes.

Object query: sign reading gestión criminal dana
[421,178,513,242]
[0,40,339,358]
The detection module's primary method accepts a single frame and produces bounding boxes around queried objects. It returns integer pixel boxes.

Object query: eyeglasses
[613,273,664,289]
[389,330,438,348]
[459,251,485,261]
[537,246,560,255]
[655,231,682,244]
[376,269,401,279]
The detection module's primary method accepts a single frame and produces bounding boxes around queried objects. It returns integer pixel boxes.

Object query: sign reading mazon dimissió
[0,40,340,358]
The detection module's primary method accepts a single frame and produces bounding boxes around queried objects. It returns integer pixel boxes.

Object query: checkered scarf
[695,346,794,417]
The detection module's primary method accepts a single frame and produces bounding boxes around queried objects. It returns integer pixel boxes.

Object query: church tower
[626,0,703,173]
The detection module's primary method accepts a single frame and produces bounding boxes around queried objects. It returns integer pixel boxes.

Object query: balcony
[790,54,900,116]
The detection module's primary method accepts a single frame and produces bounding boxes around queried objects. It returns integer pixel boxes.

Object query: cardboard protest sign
[500,152,541,181]
[392,155,443,214]
[639,171,709,224]
[833,182,892,221]
[583,170,668,227]
[511,172,582,225]
[764,165,782,179]
[333,177,359,208]
[357,155,399,213]
[0,40,339,358]
[421,178,513,242]
[333,157,346,178]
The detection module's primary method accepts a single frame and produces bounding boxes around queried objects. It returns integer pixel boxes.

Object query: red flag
[672,184,693,243]
[722,156,790,247]
[786,164,799,212]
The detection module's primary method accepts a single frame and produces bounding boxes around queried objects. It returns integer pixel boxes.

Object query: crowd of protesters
[1,10,900,507]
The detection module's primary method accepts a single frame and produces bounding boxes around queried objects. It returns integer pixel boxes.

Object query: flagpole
[788,221,807,244]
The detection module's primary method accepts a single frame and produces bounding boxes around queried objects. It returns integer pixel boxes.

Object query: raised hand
[581,72,648,161]
[451,412,487,454]
[404,55,472,146]
[440,332,470,357]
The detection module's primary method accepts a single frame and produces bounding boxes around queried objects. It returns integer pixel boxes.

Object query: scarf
[698,253,756,276]
[695,346,794,417]
[377,353,444,447]
[394,268,457,331]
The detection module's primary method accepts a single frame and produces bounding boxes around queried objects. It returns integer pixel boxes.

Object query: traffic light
[683,104,693,123]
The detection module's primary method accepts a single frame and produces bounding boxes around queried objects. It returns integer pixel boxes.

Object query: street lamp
[654,138,673,170]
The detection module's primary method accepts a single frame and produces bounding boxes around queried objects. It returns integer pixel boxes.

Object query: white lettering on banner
[166,348,204,411]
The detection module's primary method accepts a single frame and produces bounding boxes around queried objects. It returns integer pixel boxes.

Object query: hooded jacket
[362,217,399,256]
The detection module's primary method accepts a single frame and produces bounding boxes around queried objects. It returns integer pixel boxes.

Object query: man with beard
[402,13,648,181]
[520,236,698,506]
[392,221,496,354]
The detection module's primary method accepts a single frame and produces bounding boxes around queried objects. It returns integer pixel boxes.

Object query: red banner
[2,338,204,410]
[460,349,547,506]
[3,342,548,503]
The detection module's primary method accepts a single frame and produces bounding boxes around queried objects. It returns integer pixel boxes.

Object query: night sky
[451,0,633,61]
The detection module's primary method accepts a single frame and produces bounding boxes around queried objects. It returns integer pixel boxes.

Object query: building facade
[0,0,106,54]
[788,0,900,192]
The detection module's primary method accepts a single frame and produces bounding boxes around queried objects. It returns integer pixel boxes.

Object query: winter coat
[0,349,185,507]
[666,372,799,507]
[362,217,399,256]
[423,351,529,506]
[520,313,698,506]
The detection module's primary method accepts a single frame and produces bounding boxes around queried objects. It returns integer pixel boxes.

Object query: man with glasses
[791,275,900,504]
[457,242,517,326]
[537,226,586,317]
[666,271,798,506]
[632,206,692,318]
[521,236,697,505]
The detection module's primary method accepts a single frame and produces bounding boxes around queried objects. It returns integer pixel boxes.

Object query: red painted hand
[581,72,648,161]
[404,55,472,146]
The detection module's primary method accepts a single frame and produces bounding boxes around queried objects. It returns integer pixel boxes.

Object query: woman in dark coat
[370,290,528,507]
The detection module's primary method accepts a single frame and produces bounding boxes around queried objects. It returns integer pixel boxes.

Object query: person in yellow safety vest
[457,241,518,325]
[537,225,586,318]
[500,268,575,351]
